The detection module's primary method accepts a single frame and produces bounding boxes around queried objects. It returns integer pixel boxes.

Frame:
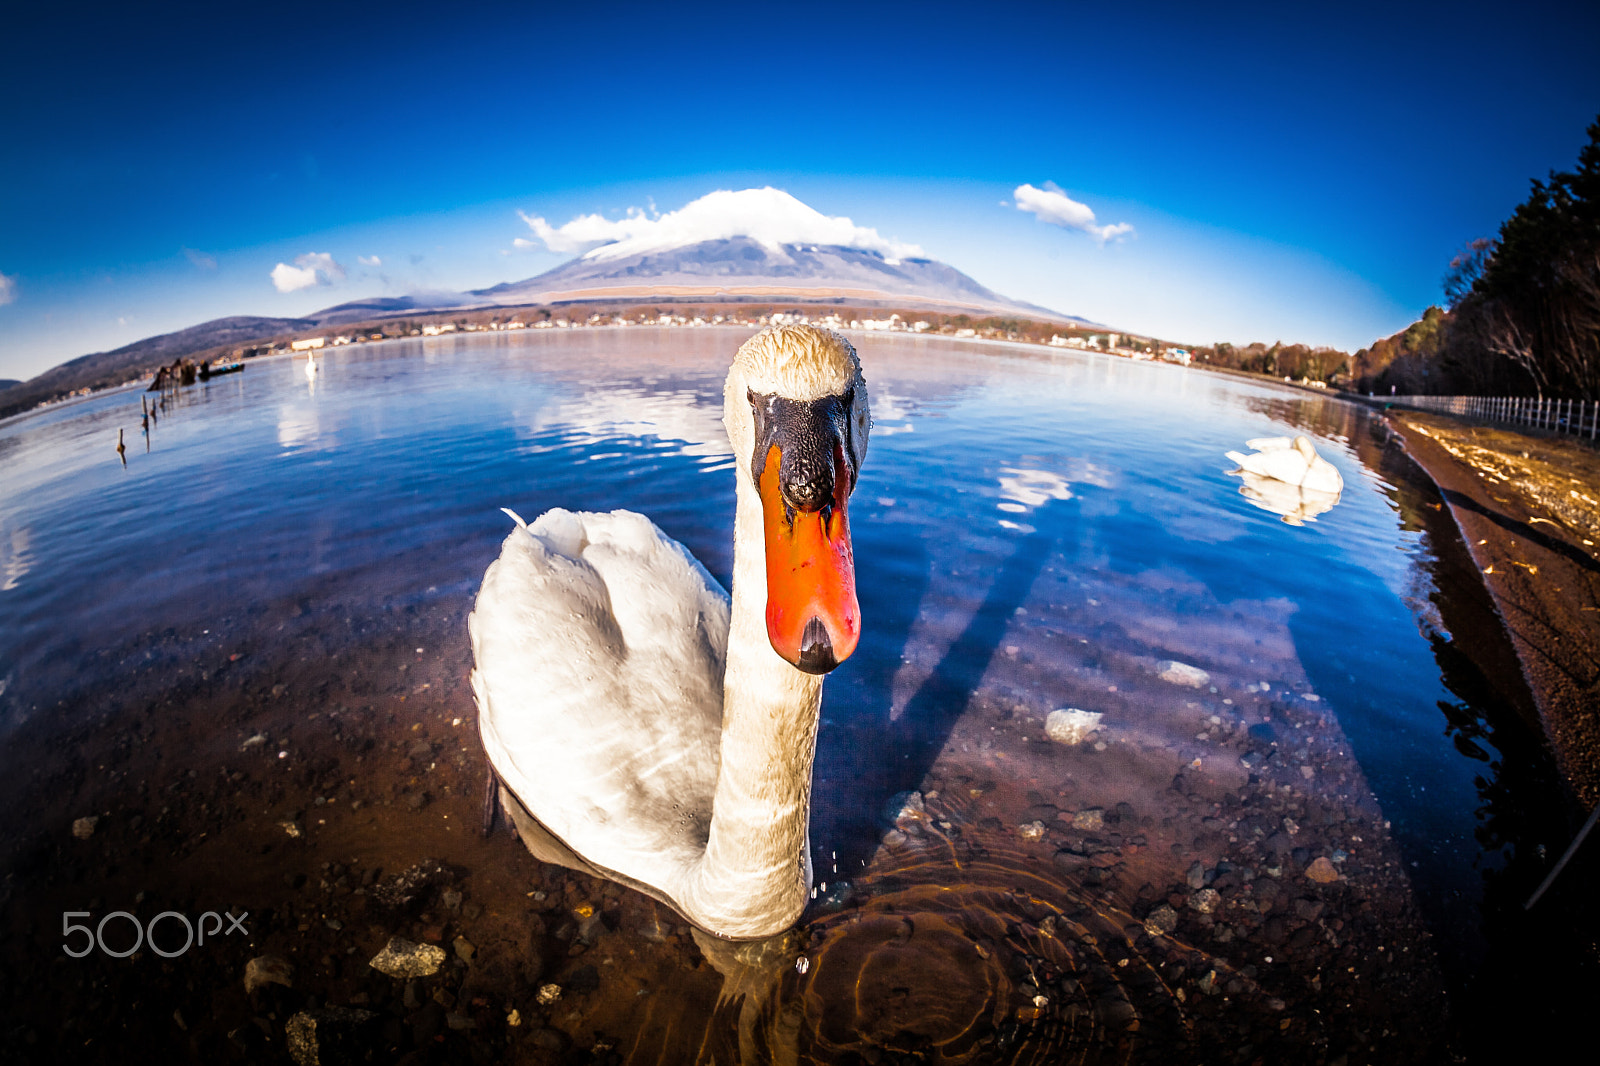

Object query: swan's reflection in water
[671,812,1270,1065]
[1230,471,1342,525]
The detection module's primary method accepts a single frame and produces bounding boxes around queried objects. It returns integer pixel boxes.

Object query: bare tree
[1484,301,1549,398]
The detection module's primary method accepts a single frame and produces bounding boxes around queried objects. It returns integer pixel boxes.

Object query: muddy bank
[1384,412,1600,805]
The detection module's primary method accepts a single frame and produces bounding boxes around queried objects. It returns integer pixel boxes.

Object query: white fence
[1388,394,1600,440]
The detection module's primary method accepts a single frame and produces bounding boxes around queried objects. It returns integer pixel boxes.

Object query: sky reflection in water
[0,327,1527,1054]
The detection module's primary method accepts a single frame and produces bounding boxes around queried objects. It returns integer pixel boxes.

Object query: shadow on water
[1361,424,1599,1062]
[813,513,1058,883]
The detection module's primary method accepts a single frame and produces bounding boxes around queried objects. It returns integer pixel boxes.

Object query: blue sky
[2,0,1596,381]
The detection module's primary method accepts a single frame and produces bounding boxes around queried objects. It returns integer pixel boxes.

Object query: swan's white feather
[1227,434,1343,494]
[470,508,730,907]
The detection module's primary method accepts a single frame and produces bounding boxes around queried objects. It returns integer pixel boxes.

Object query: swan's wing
[1230,447,1311,484]
[1303,456,1344,494]
[1244,436,1293,451]
[470,508,730,903]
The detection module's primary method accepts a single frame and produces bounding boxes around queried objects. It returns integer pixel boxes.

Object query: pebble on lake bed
[537,984,562,1005]
[1045,708,1103,745]
[369,936,446,978]
[71,816,98,840]
[1305,856,1340,883]
[1144,905,1180,936]
[286,1007,377,1066]
[1157,661,1211,688]
[881,790,926,829]
[244,955,294,994]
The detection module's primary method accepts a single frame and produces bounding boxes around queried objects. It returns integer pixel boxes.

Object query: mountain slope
[475,237,1088,323]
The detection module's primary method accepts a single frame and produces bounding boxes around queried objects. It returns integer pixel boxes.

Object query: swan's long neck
[684,464,822,939]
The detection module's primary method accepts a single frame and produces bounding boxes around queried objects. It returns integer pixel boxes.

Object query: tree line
[1354,115,1600,399]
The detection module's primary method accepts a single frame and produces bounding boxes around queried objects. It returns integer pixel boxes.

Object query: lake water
[0,328,1577,1062]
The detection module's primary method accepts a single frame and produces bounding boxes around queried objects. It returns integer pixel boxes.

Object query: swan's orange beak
[758,442,860,674]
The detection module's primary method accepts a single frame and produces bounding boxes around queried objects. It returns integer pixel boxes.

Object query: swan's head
[726,325,870,675]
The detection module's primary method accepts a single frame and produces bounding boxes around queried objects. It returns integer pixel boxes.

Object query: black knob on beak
[795,617,838,674]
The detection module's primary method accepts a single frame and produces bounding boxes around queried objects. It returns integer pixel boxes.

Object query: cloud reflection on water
[518,386,731,461]
[0,517,31,592]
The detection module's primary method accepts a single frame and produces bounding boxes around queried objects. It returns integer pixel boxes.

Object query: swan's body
[1225,435,1342,493]
[305,351,318,380]
[471,326,869,939]
[1225,435,1343,524]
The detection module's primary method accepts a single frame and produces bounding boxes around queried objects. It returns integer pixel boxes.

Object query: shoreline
[1383,411,1600,808]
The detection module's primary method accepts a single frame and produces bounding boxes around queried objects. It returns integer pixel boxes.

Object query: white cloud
[270,252,346,293]
[518,187,925,263]
[358,255,382,267]
[1014,182,1133,243]
[183,247,217,270]
[0,272,15,306]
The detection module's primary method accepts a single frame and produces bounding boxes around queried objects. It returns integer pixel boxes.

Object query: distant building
[290,337,326,351]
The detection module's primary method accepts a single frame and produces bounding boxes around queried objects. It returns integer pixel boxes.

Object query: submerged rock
[368,936,446,978]
[1046,708,1103,745]
[285,1006,378,1066]
[243,955,294,994]
[71,816,99,840]
[369,858,451,910]
[1072,808,1105,831]
[1144,905,1180,936]
[881,791,925,830]
[1157,661,1211,687]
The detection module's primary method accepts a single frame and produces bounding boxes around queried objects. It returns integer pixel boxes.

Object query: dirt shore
[1383,410,1600,806]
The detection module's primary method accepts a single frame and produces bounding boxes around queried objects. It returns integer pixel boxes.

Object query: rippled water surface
[0,328,1571,1062]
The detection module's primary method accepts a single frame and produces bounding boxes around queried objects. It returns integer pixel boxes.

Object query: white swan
[305,351,319,380]
[1225,435,1342,494]
[470,325,871,940]
[1225,435,1343,524]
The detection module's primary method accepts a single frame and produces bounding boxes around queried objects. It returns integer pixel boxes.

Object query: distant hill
[0,315,312,420]
[306,292,481,326]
